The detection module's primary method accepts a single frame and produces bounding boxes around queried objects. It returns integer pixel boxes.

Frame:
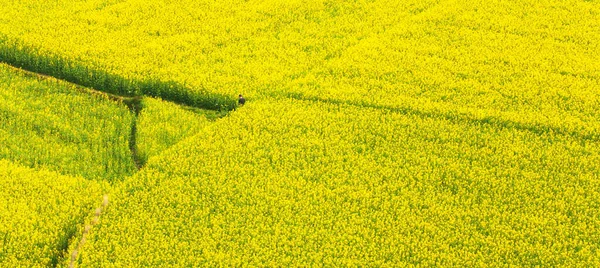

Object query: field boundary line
[67,194,110,268]
[3,63,232,170]
[279,92,600,143]
[0,35,236,111]
[2,63,211,114]
[3,63,146,170]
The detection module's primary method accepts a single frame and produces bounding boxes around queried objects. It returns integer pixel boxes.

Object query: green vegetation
[0,64,135,181]
[136,97,221,165]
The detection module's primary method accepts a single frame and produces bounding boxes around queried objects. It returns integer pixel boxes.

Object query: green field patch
[136,97,227,166]
[0,62,230,177]
[0,63,135,181]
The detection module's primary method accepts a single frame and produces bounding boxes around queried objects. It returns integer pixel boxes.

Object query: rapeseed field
[0,0,598,266]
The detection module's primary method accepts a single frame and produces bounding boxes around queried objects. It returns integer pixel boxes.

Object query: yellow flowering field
[0,0,598,135]
[75,99,600,266]
[0,0,598,266]
[0,159,105,267]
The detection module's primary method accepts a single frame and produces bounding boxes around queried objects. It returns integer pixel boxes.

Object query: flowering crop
[0,0,597,135]
[0,63,135,181]
[0,0,598,266]
[136,97,221,165]
[0,160,105,267]
[77,99,600,266]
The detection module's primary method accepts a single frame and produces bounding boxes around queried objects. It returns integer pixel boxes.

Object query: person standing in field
[238,94,246,106]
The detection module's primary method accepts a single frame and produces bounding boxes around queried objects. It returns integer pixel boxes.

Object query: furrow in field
[277,91,600,143]
[0,35,236,111]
